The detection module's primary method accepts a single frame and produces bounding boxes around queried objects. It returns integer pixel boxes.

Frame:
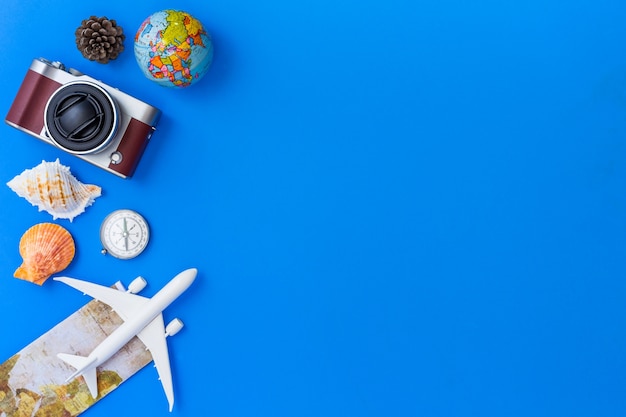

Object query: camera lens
[45,82,117,154]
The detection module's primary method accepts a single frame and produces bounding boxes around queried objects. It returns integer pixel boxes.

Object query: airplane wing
[137,313,175,411]
[54,276,150,320]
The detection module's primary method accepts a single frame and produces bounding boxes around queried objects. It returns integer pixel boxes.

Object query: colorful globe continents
[134,10,214,88]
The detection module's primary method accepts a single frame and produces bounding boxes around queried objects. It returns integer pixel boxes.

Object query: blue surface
[1,0,626,416]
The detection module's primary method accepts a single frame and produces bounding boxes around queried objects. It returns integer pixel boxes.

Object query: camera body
[6,58,161,178]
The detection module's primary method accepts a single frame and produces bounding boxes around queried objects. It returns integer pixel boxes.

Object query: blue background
[0,0,626,416]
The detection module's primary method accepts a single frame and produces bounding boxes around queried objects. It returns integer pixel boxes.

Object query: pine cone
[75,16,125,64]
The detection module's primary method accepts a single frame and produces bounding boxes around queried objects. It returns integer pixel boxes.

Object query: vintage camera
[5,58,161,178]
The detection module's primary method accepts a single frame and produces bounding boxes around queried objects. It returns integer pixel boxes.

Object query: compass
[100,209,150,259]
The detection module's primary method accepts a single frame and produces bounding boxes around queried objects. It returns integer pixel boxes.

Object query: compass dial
[100,209,150,259]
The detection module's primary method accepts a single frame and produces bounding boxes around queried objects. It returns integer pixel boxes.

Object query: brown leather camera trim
[6,70,62,133]
[110,118,153,177]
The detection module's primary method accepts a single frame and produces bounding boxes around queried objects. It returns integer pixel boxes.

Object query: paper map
[0,285,153,416]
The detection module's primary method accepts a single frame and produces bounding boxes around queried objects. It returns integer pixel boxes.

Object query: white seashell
[7,159,102,222]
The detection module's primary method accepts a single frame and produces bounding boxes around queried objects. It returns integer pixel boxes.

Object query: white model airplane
[53,267,197,412]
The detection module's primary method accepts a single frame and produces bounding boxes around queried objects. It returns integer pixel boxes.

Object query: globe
[134,9,213,88]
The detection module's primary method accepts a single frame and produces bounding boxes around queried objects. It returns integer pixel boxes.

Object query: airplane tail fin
[57,353,99,399]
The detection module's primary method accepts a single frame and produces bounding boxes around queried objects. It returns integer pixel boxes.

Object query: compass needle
[100,209,150,259]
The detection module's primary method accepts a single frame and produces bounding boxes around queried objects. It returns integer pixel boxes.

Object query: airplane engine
[165,318,184,337]
[127,276,147,294]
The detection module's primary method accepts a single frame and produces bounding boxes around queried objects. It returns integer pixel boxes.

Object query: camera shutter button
[110,151,123,165]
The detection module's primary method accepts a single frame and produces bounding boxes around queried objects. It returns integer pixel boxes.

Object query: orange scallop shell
[14,223,76,285]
